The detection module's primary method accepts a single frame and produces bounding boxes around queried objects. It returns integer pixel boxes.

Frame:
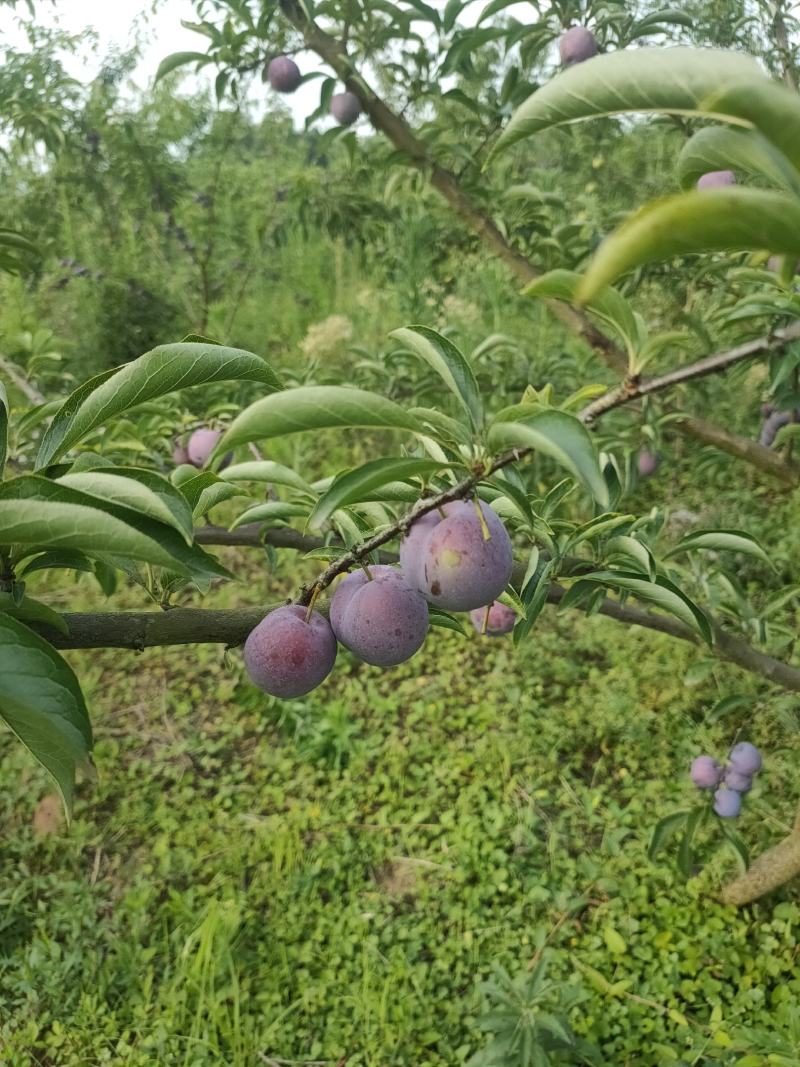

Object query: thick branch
[719,830,800,905]
[580,321,800,423]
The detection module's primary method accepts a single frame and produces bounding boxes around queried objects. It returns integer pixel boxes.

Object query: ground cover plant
[5,0,800,1062]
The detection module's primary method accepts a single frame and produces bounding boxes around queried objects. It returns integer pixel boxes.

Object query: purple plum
[729,741,762,776]
[713,787,742,818]
[469,600,516,637]
[186,427,233,470]
[697,170,735,190]
[267,56,302,93]
[690,755,723,789]
[244,604,336,698]
[724,767,753,793]
[331,91,361,126]
[172,438,190,466]
[637,449,660,478]
[559,26,598,66]
[403,500,513,612]
[331,566,428,667]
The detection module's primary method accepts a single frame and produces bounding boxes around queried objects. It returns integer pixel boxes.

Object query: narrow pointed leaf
[487,409,609,507]
[0,379,7,473]
[666,528,772,566]
[579,189,800,300]
[57,469,194,542]
[0,613,92,818]
[677,126,800,196]
[308,457,447,530]
[37,343,281,467]
[216,386,423,454]
[230,501,310,530]
[389,326,483,431]
[489,48,800,164]
[0,593,68,635]
[571,569,712,643]
[220,461,314,494]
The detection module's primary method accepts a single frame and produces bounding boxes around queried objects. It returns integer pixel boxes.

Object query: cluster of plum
[265,55,362,126]
[172,427,231,469]
[244,499,515,698]
[690,742,763,818]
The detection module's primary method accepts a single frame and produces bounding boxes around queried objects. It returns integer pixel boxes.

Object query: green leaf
[571,569,712,643]
[487,409,609,507]
[523,270,640,363]
[37,343,281,468]
[0,593,68,635]
[488,47,800,164]
[0,476,229,580]
[603,926,627,955]
[428,606,467,635]
[155,51,211,82]
[677,126,800,196]
[19,549,95,579]
[56,468,194,543]
[578,189,800,301]
[230,501,310,530]
[0,378,7,473]
[720,821,750,873]
[389,326,483,431]
[677,805,706,879]
[606,535,656,579]
[220,461,314,494]
[216,386,423,455]
[666,528,772,566]
[648,810,689,860]
[0,612,92,817]
[308,457,446,531]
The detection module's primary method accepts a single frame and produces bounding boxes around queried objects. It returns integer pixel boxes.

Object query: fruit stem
[304,585,320,622]
[481,604,490,635]
[472,497,491,541]
[360,562,373,580]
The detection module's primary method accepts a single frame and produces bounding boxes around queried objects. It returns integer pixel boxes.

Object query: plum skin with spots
[470,600,516,637]
[714,787,742,818]
[559,26,598,66]
[331,91,361,126]
[244,605,337,698]
[729,741,762,775]
[697,170,735,189]
[402,500,513,612]
[399,512,439,591]
[267,56,301,93]
[690,755,722,789]
[330,566,429,667]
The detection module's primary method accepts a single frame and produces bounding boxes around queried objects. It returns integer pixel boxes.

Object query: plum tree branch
[0,354,45,406]
[37,583,800,694]
[274,0,797,485]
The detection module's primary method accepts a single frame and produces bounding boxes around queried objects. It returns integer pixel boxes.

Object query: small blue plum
[331,91,361,126]
[759,410,792,448]
[558,26,598,66]
[470,600,516,637]
[724,767,752,793]
[331,566,428,667]
[729,741,763,776]
[690,755,722,789]
[714,787,742,818]
[244,604,337,698]
[697,170,735,189]
[416,500,513,612]
[267,55,302,93]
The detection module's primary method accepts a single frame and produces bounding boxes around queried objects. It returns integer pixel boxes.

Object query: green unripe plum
[331,566,429,666]
[244,605,336,698]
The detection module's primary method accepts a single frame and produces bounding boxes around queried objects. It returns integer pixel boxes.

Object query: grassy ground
[2,556,800,1066]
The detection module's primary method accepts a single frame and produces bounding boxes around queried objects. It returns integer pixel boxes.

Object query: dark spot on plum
[431,581,441,595]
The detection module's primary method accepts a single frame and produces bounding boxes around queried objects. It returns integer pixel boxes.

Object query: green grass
[2,568,800,1066]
